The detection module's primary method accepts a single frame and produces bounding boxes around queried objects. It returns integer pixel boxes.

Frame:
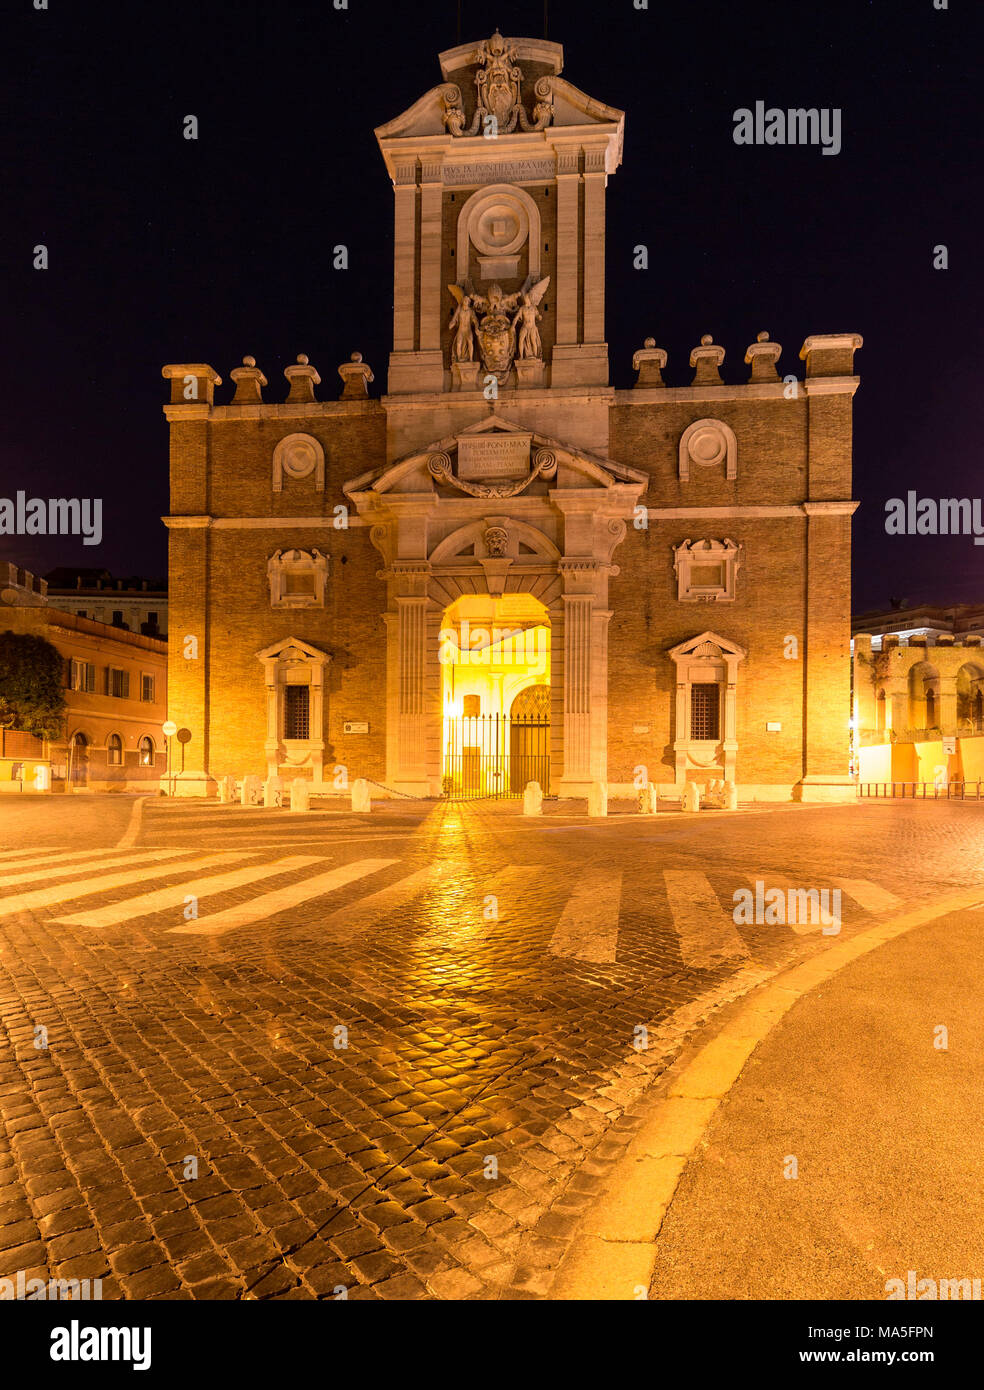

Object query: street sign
[162,720,178,737]
[942,737,956,755]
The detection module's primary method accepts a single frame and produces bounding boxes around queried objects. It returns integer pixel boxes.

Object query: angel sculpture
[511,279,550,360]
[447,286,479,362]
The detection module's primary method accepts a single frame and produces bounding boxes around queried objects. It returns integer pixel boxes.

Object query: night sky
[5,0,980,613]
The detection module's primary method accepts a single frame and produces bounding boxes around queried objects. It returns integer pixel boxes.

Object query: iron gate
[442,713,550,799]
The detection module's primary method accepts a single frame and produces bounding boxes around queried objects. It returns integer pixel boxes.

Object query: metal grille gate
[442,713,550,799]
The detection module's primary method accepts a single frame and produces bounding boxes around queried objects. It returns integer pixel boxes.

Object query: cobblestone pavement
[1,794,982,1300]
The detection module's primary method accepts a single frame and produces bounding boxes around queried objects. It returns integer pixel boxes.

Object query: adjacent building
[162,30,862,801]
[0,571,167,791]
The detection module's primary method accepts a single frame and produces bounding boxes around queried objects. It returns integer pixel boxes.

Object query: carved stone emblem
[441,31,554,137]
[483,526,509,557]
[448,276,549,377]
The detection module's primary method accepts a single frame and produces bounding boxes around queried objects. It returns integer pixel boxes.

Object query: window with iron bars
[690,682,720,740]
[284,685,310,739]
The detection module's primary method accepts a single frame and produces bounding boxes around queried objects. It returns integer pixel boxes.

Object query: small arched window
[107,734,124,766]
[138,736,155,766]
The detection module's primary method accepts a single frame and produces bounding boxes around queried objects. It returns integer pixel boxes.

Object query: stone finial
[798,333,863,378]
[690,334,725,386]
[338,351,374,399]
[744,330,782,383]
[161,363,222,406]
[229,355,268,404]
[284,353,321,404]
[631,337,668,388]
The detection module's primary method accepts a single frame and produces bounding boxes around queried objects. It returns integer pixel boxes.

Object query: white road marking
[0,854,243,915]
[0,847,109,865]
[666,869,751,965]
[0,848,190,889]
[168,858,399,937]
[833,877,903,913]
[115,794,152,850]
[320,863,446,936]
[549,869,623,963]
[54,856,320,928]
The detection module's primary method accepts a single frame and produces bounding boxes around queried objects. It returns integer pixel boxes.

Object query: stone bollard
[290,778,310,812]
[523,780,543,816]
[588,781,608,818]
[351,778,372,813]
[263,775,284,808]
[723,780,738,811]
[241,774,262,806]
[637,781,657,815]
[218,775,236,804]
[682,781,700,813]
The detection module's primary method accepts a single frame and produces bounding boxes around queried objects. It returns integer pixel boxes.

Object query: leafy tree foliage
[0,631,66,739]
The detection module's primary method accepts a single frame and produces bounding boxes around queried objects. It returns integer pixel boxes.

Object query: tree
[0,631,66,739]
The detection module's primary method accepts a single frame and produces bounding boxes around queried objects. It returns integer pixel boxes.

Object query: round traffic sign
[162,720,178,737]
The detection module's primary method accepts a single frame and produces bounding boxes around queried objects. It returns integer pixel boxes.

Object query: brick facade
[162,31,860,802]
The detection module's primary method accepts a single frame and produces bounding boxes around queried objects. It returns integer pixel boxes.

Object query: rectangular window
[141,673,155,702]
[69,659,96,692]
[106,667,130,699]
[284,685,310,740]
[691,683,720,740]
[284,573,315,597]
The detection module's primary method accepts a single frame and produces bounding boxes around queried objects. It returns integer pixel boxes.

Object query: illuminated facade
[163,31,861,801]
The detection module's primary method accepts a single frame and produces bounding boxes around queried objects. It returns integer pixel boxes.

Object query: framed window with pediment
[673,538,742,603]
[267,549,329,609]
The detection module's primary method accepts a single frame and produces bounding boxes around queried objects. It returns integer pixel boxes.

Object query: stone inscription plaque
[457,433,531,481]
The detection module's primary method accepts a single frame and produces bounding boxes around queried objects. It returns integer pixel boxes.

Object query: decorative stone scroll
[427,447,557,499]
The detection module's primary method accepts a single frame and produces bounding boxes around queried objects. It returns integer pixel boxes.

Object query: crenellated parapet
[161,352,375,415]
[629,331,862,394]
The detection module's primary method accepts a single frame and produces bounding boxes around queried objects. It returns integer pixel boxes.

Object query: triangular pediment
[343,423,647,500]
[255,637,329,665]
[668,631,748,662]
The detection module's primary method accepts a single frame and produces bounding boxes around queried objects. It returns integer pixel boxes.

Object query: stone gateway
[162,30,861,803]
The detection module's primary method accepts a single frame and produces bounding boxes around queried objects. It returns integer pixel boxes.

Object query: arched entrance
[69,732,89,786]
[440,594,550,798]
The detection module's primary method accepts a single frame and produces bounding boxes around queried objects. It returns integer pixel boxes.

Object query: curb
[550,883,984,1300]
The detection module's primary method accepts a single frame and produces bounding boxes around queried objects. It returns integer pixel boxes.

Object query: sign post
[162,720,177,796]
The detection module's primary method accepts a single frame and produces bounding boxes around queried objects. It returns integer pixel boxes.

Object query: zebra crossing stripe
[549,869,622,963]
[0,848,194,890]
[320,863,446,936]
[665,870,751,966]
[53,856,321,928]
[168,858,400,937]
[832,877,902,913]
[0,847,86,864]
[0,853,246,916]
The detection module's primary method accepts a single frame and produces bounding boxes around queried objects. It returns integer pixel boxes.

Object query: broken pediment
[374,30,624,158]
